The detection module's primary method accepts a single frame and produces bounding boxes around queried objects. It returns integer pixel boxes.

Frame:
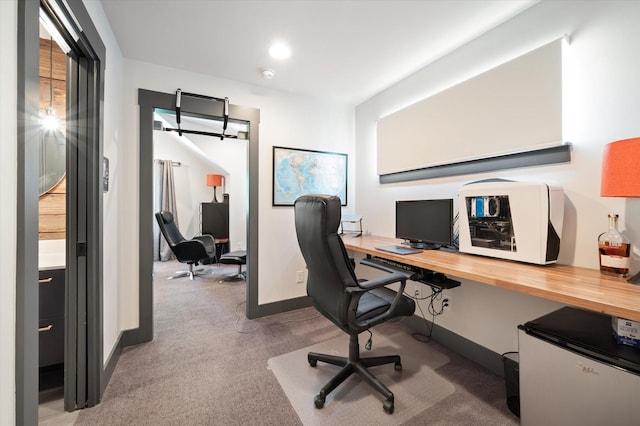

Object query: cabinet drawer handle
[38,325,53,332]
[39,277,53,284]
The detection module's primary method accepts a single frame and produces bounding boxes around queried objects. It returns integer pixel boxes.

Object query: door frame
[15,2,40,423]
[128,90,261,347]
[16,0,105,421]
[131,89,313,345]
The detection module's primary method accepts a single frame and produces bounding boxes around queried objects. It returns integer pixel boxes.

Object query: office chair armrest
[355,271,407,291]
[347,272,408,329]
[172,239,209,262]
[193,234,215,250]
[193,234,214,243]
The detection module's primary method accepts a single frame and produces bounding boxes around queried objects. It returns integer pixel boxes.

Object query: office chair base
[168,265,211,280]
[307,334,400,414]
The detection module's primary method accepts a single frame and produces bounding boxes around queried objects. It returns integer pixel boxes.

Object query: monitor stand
[409,242,441,250]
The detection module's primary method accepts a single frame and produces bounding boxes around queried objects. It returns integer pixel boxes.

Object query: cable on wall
[406,286,448,342]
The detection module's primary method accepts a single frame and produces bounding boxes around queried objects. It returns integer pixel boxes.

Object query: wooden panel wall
[39,38,67,240]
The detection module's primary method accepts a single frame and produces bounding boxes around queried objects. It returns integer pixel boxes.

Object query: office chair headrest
[158,210,174,224]
[295,194,342,234]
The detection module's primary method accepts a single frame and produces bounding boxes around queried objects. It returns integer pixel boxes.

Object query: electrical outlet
[443,293,452,311]
[296,270,305,283]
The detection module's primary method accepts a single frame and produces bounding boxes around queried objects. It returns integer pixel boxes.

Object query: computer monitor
[395,199,453,249]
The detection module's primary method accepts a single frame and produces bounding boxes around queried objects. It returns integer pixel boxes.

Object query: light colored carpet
[268,331,455,426]
[72,260,517,425]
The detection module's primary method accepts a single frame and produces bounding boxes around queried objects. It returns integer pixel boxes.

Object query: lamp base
[211,187,219,203]
[628,270,640,285]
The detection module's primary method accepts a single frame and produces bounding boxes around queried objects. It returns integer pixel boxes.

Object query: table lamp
[207,173,224,203]
[600,137,640,284]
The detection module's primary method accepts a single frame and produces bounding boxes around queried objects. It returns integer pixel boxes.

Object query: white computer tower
[458,180,564,265]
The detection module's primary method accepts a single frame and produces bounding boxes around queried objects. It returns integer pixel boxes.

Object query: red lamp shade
[601,137,640,197]
[207,174,223,187]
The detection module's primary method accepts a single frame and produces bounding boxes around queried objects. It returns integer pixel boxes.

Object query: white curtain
[153,159,179,261]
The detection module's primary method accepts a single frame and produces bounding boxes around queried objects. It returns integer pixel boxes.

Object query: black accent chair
[155,211,216,280]
[219,250,247,282]
[294,194,416,414]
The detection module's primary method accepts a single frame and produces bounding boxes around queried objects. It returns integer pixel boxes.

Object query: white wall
[189,134,248,250]
[82,0,126,365]
[120,59,355,328]
[355,0,640,354]
[153,129,218,239]
[0,0,17,423]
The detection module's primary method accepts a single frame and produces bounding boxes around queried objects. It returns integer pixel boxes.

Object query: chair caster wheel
[383,399,394,414]
[314,394,325,409]
[308,358,317,367]
[394,362,402,371]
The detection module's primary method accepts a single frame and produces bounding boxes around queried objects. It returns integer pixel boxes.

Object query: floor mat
[268,331,455,425]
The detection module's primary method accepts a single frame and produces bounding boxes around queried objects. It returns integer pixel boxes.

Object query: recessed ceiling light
[268,42,291,60]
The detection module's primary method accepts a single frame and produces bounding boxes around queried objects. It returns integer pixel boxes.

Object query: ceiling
[100,0,538,105]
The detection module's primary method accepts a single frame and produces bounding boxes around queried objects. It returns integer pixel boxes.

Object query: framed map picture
[272,146,348,206]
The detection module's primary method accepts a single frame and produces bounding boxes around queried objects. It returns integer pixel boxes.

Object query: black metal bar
[175,89,182,136]
[163,126,238,139]
[181,91,227,103]
[174,90,231,139]
[222,97,229,140]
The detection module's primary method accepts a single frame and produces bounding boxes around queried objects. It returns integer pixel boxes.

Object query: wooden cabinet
[201,202,229,239]
[39,268,64,368]
[201,202,229,258]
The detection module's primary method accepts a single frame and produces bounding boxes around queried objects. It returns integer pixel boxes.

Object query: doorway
[16,0,106,422]
[128,90,260,348]
[135,90,314,344]
[37,17,68,409]
[152,110,249,260]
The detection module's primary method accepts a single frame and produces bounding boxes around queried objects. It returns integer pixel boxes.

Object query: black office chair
[155,210,217,280]
[294,194,416,414]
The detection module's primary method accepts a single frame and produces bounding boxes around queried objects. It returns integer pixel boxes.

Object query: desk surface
[343,234,640,322]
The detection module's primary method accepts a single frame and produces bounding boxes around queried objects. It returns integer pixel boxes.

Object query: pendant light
[42,37,59,131]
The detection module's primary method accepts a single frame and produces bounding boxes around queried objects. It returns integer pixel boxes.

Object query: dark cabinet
[39,268,65,368]
[201,202,230,258]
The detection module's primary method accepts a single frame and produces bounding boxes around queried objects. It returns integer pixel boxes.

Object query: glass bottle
[598,213,631,277]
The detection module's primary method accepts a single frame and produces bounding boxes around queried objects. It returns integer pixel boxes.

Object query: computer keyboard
[361,255,461,290]
[366,256,415,272]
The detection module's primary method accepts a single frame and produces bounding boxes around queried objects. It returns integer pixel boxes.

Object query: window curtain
[153,159,179,261]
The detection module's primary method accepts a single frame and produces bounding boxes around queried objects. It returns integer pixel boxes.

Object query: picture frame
[272,146,348,206]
